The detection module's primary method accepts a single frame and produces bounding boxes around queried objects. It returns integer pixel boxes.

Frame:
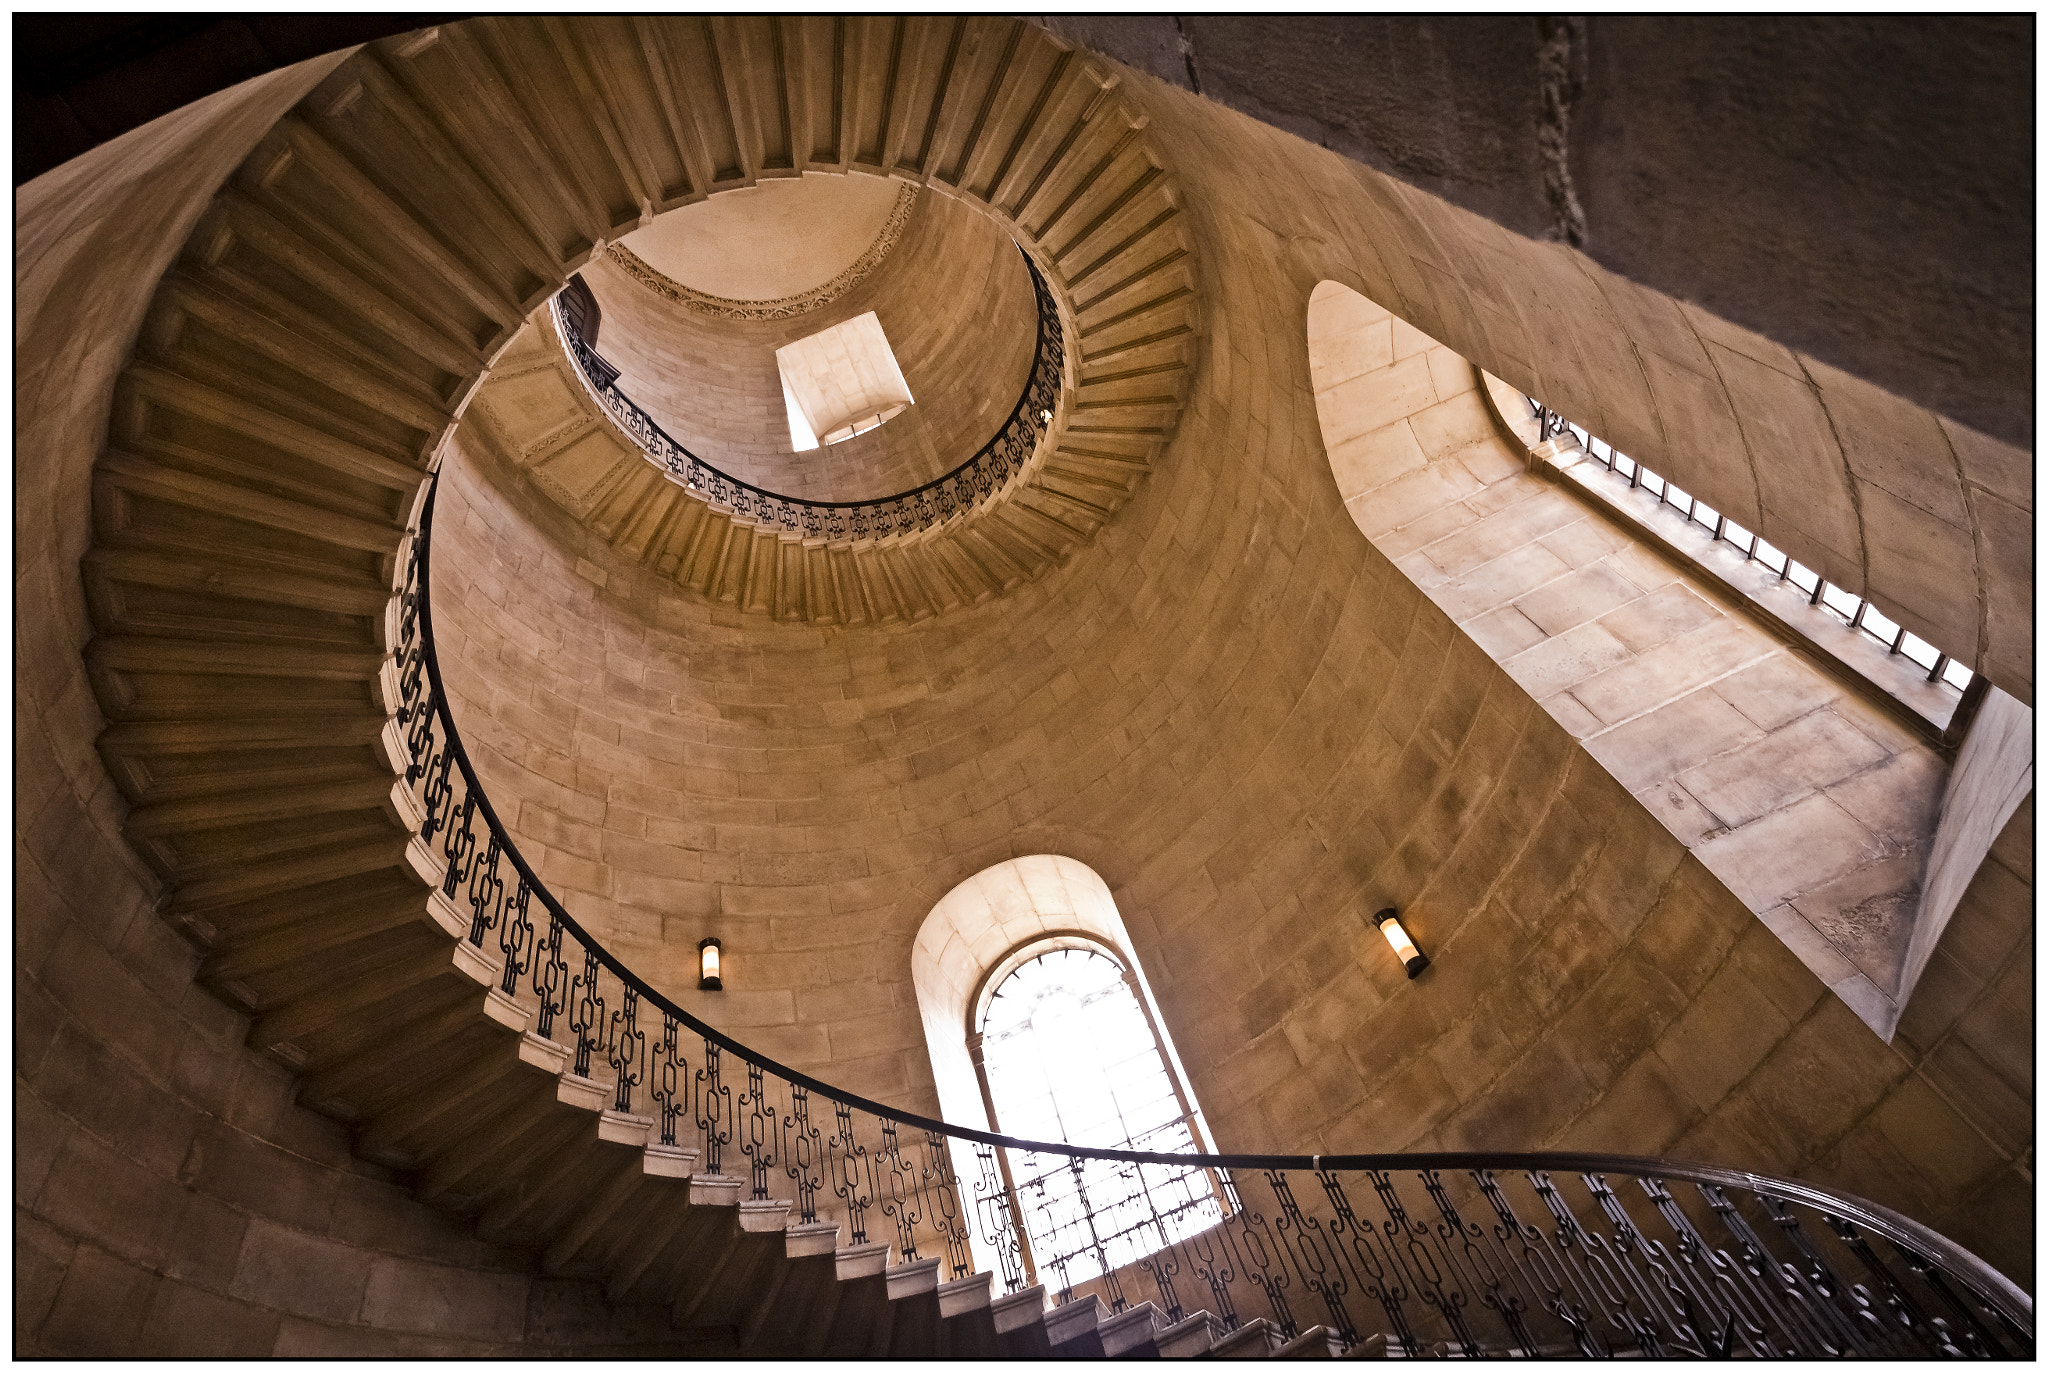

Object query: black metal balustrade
[555,244,1065,544]
[394,470,2031,1357]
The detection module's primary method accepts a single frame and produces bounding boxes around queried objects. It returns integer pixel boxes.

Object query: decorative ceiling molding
[607,182,921,321]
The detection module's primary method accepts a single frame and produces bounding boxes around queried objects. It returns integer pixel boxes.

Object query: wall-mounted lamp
[1374,909,1429,979]
[698,937,723,991]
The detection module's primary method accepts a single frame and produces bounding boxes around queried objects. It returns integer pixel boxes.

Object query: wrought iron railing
[397,466,2031,1358]
[555,243,1065,543]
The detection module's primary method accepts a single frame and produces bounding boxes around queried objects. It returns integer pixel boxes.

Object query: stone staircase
[92,383,1288,1358]
[72,15,1257,1357]
[67,16,2035,1360]
[464,275,1113,627]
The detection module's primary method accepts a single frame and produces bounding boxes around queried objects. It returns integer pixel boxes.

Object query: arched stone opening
[908,855,1206,1149]
[908,854,1215,1284]
[1302,277,2024,1045]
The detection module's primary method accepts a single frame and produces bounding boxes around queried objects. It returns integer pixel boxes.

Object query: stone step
[1275,1325,1351,1358]
[1158,1309,1230,1357]
[1099,1299,1171,1356]
[1207,1315,1288,1358]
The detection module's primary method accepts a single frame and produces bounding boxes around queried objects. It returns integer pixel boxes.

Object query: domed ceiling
[611,174,913,313]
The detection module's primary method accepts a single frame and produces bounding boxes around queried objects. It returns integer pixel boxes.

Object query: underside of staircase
[92,468,1310,1355]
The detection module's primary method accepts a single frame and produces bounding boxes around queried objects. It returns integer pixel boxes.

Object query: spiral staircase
[67,16,2030,1359]
[83,16,1206,1355]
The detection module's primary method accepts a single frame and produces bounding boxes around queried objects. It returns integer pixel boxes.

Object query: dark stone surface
[1575,17,2031,450]
[1080,17,1552,240]
[14,15,463,186]
[1032,15,2032,449]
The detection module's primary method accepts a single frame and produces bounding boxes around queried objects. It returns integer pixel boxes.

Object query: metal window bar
[1522,398,1975,695]
[382,418,2027,1358]
[980,950,1225,1291]
[1820,582,1863,623]
[1898,631,1943,673]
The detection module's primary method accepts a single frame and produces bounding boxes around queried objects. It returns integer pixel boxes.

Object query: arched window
[910,855,1223,1296]
[972,939,1222,1294]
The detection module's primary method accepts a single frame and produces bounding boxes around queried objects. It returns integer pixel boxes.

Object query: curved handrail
[400,470,2031,1355]
[555,242,1065,543]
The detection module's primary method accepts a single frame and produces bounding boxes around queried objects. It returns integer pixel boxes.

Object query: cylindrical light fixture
[1374,908,1429,979]
[698,937,723,991]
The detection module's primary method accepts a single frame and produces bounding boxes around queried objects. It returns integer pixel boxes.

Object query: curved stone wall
[429,86,2032,1282]
[613,174,907,305]
[581,184,1037,504]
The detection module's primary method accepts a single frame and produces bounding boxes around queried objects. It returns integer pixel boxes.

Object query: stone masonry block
[1628,864,1748,998]
[1511,559,1647,636]
[358,1255,529,1342]
[1654,955,1794,1113]
[1501,620,1634,702]
[1559,1051,1699,1157]
[36,1243,159,1357]
[14,1211,76,1348]
[1580,686,1764,794]
[1869,1073,2008,1207]
[1570,615,1771,726]
[1692,792,1877,912]
[230,1217,376,1324]
[138,1276,285,1357]
[1595,580,1721,655]
[1788,852,1924,994]
[1678,706,1893,831]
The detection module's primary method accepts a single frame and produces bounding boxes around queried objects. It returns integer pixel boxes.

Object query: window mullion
[1119,967,1232,1217]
